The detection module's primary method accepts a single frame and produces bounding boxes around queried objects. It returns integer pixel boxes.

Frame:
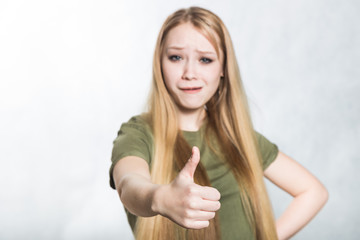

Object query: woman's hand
[152,146,221,229]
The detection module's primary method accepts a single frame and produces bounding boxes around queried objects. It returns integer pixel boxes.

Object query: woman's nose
[182,60,197,80]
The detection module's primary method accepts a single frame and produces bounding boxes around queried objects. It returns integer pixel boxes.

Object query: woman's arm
[264,151,329,240]
[112,147,221,229]
[113,155,160,217]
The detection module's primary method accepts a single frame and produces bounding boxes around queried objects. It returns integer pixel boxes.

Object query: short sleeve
[255,131,279,170]
[109,116,153,189]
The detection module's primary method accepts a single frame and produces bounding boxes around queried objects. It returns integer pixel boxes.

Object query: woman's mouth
[180,87,202,94]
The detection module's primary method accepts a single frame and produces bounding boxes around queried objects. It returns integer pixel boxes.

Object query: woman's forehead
[163,23,222,56]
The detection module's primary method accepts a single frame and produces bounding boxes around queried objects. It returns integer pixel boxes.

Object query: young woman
[109,7,328,240]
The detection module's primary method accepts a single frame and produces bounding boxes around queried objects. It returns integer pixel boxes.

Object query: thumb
[179,146,200,180]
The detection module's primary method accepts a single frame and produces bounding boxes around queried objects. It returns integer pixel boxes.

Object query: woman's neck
[177,107,206,131]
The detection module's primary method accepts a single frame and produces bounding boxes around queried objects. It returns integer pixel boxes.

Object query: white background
[1,0,359,239]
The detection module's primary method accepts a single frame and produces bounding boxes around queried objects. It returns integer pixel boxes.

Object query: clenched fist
[152,146,221,229]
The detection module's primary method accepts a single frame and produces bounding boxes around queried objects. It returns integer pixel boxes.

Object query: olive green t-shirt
[109,115,279,240]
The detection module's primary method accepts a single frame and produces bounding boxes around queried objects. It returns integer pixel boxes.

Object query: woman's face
[161,23,223,113]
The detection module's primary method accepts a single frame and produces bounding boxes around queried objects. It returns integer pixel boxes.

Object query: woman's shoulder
[119,113,152,134]
[112,113,154,164]
[254,130,279,170]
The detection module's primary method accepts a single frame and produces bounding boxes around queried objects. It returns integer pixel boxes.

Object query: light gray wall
[0,0,359,239]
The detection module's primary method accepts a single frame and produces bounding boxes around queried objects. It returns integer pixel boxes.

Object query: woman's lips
[180,87,202,94]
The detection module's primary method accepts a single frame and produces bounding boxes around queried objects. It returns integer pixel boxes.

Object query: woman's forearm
[117,173,161,217]
[276,183,328,240]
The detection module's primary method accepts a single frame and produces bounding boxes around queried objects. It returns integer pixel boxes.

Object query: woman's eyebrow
[166,47,216,55]
[166,46,184,51]
[196,50,216,55]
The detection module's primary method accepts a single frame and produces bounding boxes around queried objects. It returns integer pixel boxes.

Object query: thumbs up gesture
[152,146,221,229]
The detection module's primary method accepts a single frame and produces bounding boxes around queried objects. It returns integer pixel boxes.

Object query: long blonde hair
[135,7,278,240]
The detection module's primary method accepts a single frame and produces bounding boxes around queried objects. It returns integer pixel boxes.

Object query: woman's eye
[200,57,213,63]
[169,55,181,61]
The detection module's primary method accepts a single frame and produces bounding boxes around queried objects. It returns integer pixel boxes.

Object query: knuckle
[184,209,193,218]
[212,189,221,199]
[182,219,192,228]
[186,185,197,195]
[183,197,192,208]
[196,221,209,229]
[216,190,221,199]
[188,200,197,209]
[216,201,221,210]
